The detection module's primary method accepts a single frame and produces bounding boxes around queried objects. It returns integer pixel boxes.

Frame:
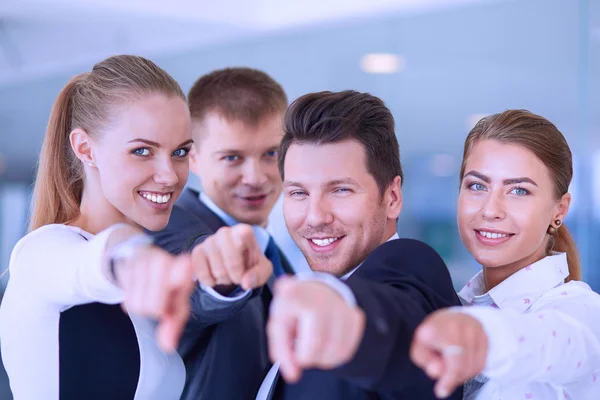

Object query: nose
[305,194,334,228]
[241,159,268,188]
[481,190,506,221]
[153,157,179,187]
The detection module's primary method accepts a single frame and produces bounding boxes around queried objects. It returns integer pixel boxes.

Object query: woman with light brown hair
[0,55,203,399]
[410,110,600,399]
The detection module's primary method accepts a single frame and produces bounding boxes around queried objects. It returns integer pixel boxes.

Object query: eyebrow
[214,146,279,155]
[128,138,194,148]
[464,170,538,187]
[283,177,360,188]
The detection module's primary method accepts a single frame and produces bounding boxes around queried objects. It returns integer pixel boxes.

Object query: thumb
[411,318,446,378]
[240,255,273,290]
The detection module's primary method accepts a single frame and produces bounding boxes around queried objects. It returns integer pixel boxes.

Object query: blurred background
[0,0,598,397]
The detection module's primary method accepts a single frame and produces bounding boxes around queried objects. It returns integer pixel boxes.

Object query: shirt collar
[199,191,270,253]
[199,192,239,227]
[458,252,569,313]
[341,232,400,280]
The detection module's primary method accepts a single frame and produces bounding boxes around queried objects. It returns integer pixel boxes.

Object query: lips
[236,192,270,208]
[138,190,174,210]
[306,236,345,253]
[474,229,514,246]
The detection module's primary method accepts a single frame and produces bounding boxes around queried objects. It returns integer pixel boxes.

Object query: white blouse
[0,224,185,400]
[457,253,600,399]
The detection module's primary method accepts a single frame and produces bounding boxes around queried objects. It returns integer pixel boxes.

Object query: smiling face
[457,139,570,275]
[88,94,192,231]
[282,140,402,276]
[189,112,284,226]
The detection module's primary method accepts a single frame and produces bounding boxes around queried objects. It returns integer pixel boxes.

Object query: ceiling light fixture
[360,53,405,74]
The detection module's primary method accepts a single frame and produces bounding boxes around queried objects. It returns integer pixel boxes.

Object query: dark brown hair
[278,90,403,196]
[187,67,287,126]
[30,55,185,232]
[460,109,581,281]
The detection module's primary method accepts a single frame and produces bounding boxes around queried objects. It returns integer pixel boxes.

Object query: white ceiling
[0,0,492,85]
[0,0,597,183]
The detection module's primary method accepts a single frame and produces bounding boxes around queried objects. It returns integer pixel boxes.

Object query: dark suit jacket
[148,188,293,400]
[272,239,464,400]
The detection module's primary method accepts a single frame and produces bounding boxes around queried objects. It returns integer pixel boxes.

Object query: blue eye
[469,182,486,191]
[289,190,306,198]
[223,155,239,162]
[173,148,189,157]
[511,187,529,196]
[133,148,150,156]
[335,188,352,194]
[265,150,278,158]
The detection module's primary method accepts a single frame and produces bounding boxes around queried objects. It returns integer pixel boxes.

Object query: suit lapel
[177,188,227,233]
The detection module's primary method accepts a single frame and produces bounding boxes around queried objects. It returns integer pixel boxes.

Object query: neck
[383,221,397,243]
[482,245,548,291]
[70,179,133,235]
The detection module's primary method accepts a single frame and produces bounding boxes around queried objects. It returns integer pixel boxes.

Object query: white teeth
[141,192,171,204]
[479,231,509,239]
[311,237,339,247]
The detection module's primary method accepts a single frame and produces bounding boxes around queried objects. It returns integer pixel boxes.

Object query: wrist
[106,233,154,285]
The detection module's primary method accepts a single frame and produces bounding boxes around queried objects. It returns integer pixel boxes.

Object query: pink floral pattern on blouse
[457,253,600,400]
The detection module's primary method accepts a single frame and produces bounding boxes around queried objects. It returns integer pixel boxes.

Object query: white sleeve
[8,224,126,309]
[294,271,357,307]
[457,291,600,386]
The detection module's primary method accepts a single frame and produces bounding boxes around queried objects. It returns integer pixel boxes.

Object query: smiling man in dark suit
[149,67,294,400]
[258,90,464,400]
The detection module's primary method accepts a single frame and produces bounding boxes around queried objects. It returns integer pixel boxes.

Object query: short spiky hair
[278,90,403,196]
[187,67,287,125]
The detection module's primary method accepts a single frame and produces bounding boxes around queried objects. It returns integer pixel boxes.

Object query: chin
[472,253,506,269]
[237,212,269,226]
[306,258,345,276]
[141,218,170,233]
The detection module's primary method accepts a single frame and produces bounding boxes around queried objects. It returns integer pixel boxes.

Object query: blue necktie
[264,237,286,277]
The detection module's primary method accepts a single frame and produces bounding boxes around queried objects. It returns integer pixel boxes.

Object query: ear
[385,175,403,219]
[188,144,202,176]
[69,128,95,167]
[553,192,571,224]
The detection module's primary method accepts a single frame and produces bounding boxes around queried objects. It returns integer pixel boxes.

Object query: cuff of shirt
[453,306,519,378]
[293,271,357,307]
[89,223,131,304]
[200,283,252,302]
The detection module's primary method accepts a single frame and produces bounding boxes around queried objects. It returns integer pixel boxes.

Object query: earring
[547,219,562,235]
[87,162,94,167]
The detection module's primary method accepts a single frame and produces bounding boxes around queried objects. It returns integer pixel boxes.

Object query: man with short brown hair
[150,67,295,400]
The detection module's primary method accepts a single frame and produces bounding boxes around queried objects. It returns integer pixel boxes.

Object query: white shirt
[456,253,600,400]
[0,224,185,400]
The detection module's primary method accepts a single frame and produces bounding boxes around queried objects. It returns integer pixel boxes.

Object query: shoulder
[357,238,455,290]
[365,238,446,270]
[13,224,84,254]
[148,205,213,254]
[537,280,600,310]
[153,204,211,234]
[9,224,85,270]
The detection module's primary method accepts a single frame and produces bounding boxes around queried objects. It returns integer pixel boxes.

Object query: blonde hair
[460,109,581,281]
[29,55,185,232]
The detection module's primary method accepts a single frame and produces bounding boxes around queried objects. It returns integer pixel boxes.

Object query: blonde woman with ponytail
[0,55,203,399]
[410,110,600,399]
